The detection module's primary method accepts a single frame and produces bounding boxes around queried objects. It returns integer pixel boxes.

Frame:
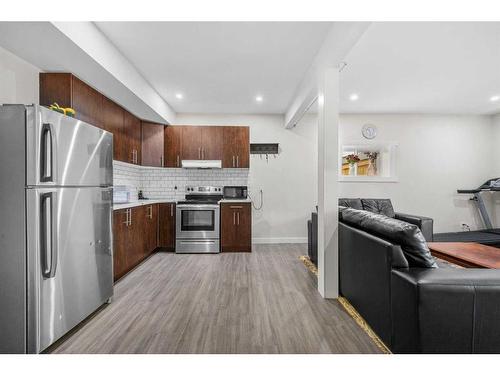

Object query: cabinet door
[102,97,126,162]
[181,126,202,160]
[142,122,165,167]
[144,204,158,255]
[220,204,237,251]
[128,206,146,268]
[221,203,251,252]
[158,203,176,250]
[165,126,182,167]
[223,127,249,168]
[235,203,252,252]
[201,126,223,160]
[72,76,104,130]
[124,111,142,165]
[113,209,129,281]
[234,127,250,168]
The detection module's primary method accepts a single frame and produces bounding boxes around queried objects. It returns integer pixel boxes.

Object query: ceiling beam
[284,22,371,129]
[0,22,176,124]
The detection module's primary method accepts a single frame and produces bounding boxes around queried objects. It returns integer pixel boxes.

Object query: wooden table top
[428,242,500,269]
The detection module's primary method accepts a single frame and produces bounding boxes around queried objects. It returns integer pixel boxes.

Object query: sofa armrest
[395,212,434,242]
[391,268,500,353]
[339,222,408,348]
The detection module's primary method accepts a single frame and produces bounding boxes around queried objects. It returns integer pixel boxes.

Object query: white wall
[176,113,317,243]
[0,45,40,105]
[491,114,500,227]
[339,114,495,232]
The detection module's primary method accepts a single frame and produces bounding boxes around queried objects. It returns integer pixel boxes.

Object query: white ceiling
[95,22,332,114]
[340,22,500,115]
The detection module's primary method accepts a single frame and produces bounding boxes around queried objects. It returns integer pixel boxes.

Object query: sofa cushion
[341,208,437,268]
[361,199,396,218]
[339,198,363,210]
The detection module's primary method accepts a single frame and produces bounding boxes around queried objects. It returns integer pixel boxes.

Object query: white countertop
[113,199,176,210]
[219,198,252,204]
[114,198,251,210]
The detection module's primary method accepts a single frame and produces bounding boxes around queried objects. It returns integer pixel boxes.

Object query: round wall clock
[362,124,377,139]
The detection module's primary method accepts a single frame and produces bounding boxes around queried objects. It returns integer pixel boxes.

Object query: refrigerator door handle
[40,123,54,182]
[40,191,57,278]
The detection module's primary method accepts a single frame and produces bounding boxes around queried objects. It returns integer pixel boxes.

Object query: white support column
[317,67,339,298]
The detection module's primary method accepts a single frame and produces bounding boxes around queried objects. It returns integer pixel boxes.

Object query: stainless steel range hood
[181,160,222,169]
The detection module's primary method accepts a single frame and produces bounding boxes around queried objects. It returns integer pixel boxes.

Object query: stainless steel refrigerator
[0,104,114,353]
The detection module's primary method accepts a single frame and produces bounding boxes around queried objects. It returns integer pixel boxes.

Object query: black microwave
[223,186,248,199]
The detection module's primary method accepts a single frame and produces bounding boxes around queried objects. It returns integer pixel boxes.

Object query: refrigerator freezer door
[26,106,113,187]
[26,187,113,353]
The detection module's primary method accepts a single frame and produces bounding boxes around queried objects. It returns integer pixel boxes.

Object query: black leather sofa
[339,204,500,353]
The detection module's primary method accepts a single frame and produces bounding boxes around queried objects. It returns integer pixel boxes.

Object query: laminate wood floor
[51,244,381,354]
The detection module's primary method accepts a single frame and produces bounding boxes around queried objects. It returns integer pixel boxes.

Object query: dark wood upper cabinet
[179,126,224,161]
[164,126,182,168]
[181,126,203,160]
[201,126,223,160]
[39,73,103,130]
[72,76,104,129]
[220,202,252,252]
[223,126,249,168]
[102,97,127,162]
[158,203,176,250]
[141,122,165,167]
[124,111,142,165]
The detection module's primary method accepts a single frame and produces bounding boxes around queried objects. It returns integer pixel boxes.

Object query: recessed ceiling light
[175,93,183,99]
[349,93,359,101]
[255,95,263,102]
[490,95,500,102]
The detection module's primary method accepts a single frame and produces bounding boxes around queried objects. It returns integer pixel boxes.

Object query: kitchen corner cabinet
[220,202,252,252]
[158,203,176,250]
[164,126,182,167]
[39,72,145,165]
[113,204,158,282]
[40,73,104,129]
[142,122,165,167]
[223,126,249,168]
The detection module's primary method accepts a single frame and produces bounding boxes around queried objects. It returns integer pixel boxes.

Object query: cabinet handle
[237,212,240,225]
[233,211,236,225]
[160,156,164,167]
[236,155,239,168]
[232,155,235,168]
[230,206,243,209]
[129,209,132,226]
[177,155,180,167]
[198,147,201,159]
[123,209,129,225]
[170,204,174,217]
[202,148,205,160]
[148,205,153,219]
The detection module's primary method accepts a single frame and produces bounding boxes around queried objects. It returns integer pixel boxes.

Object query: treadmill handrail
[457,189,481,194]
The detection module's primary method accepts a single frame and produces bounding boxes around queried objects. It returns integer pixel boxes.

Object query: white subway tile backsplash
[113,161,249,201]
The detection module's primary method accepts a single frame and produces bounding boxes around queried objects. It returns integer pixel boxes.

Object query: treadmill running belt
[433,229,500,248]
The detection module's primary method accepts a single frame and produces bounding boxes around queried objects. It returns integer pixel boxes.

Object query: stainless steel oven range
[176,186,223,253]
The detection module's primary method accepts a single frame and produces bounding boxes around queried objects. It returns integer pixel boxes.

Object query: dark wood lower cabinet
[158,203,176,250]
[113,204,159,282]
[220,202,252,252]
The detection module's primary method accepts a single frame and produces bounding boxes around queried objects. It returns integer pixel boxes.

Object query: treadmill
[434,178,500,248]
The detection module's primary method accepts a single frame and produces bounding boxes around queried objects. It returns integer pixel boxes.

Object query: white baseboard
[252,237,307,244]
